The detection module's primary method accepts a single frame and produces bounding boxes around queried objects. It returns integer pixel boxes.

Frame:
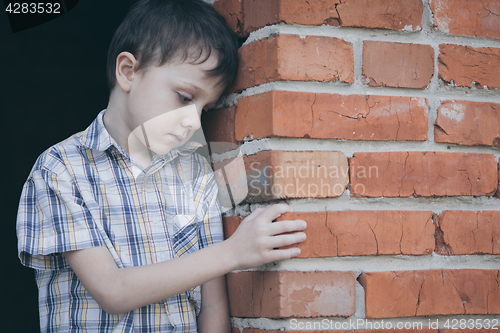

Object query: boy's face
[124,53,224,157]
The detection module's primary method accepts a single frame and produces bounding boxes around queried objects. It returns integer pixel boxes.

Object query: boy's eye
[178,93,193,103]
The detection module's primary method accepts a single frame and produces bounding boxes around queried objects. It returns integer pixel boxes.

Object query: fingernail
[293,248,301,256]
[301,232,307,241]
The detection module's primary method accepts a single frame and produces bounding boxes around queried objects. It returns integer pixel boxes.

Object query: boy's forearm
[64,239,237,315]
[64,204,306,315]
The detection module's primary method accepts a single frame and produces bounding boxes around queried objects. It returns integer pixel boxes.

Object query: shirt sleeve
[16,167,106,270]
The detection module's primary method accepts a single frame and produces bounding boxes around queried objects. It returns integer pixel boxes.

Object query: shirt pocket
[167,213,199,258]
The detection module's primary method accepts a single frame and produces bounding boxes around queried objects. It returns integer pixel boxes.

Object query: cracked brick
[233,34,354,93]
[349,152,498,197]
[430,0,500,39]
[436,211,500,255]
[215,0,423,36]
[235,91,428,142]
[223,211,435,257]
[226,271,356,318]
[243,0,341,34]
[439,44,500,89]
[337,0,422,30]
[359,269,500,318]
[434,100,500,147]
[362,41,434,89]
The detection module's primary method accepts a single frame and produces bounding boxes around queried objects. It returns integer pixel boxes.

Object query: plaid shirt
[16,110,223,333]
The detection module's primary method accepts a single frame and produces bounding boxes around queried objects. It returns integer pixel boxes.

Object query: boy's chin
[149,141,184,156]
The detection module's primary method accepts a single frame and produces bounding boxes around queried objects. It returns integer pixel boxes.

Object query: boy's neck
[103,89,129,152]
[104,90,154,170]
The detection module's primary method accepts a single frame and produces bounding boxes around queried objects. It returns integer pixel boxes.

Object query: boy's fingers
[244,207,266,221]
[268,232,306,248]
[269,220,307,235]
[253,203,292,223]
[266,248,301,262]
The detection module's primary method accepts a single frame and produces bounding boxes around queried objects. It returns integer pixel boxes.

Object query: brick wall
[205,0,500,331]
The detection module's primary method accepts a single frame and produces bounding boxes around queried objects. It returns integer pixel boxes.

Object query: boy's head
[104,0,240,165]
[107,0,239,94]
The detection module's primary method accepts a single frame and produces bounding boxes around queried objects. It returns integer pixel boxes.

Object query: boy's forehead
[141,51,218,84]
[172,53,224,91]
[169,47,219,70]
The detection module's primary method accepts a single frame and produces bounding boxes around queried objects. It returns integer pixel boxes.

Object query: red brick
[359,269,500,318]
[240,0,422,34]
[281,211,435,257]
[337,0,423,31]
[224,211,435,256]
[497,162,500,199]
[235,34,354,92]
[243,0,340,33]
[439,44,500,89]
[212,0,244,36]
[242,0,281,33]
[236,91,428,142]
[212,154,249,211]
[244,150,349,202]
[201,106,237,146]
[431,0,500,39]
[227,271,356,318]
[222,216,242,240]
[350,152,498,197]
[434,100,500,147]
[436,211,500,255]
[363,41,434,89]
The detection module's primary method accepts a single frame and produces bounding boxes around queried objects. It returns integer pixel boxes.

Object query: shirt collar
[79,110,203,158]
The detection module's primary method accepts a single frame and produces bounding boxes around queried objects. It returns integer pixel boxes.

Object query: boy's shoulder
[29,130,87,177]
[27,110,108,178]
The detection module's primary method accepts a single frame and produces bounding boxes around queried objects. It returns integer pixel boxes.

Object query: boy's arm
[64,203,306,315]
[197,276,231,333]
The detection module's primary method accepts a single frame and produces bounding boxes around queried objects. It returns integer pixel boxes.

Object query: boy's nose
[180,105,202,130]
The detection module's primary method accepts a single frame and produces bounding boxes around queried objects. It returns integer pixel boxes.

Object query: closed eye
[178,93,193,104]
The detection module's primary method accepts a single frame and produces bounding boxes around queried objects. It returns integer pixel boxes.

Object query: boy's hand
[227,203,307,270]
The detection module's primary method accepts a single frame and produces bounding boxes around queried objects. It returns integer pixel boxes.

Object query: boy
[16,0,307,332]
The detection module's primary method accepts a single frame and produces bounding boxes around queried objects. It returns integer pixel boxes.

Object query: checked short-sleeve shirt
[16,110,223,332]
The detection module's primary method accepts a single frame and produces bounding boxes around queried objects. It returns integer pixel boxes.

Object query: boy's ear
[115,52,138,92]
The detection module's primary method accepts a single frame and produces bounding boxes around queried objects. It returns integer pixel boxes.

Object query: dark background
[1,1,136,330]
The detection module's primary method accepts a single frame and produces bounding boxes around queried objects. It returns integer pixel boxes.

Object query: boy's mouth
[169,134,186,142]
